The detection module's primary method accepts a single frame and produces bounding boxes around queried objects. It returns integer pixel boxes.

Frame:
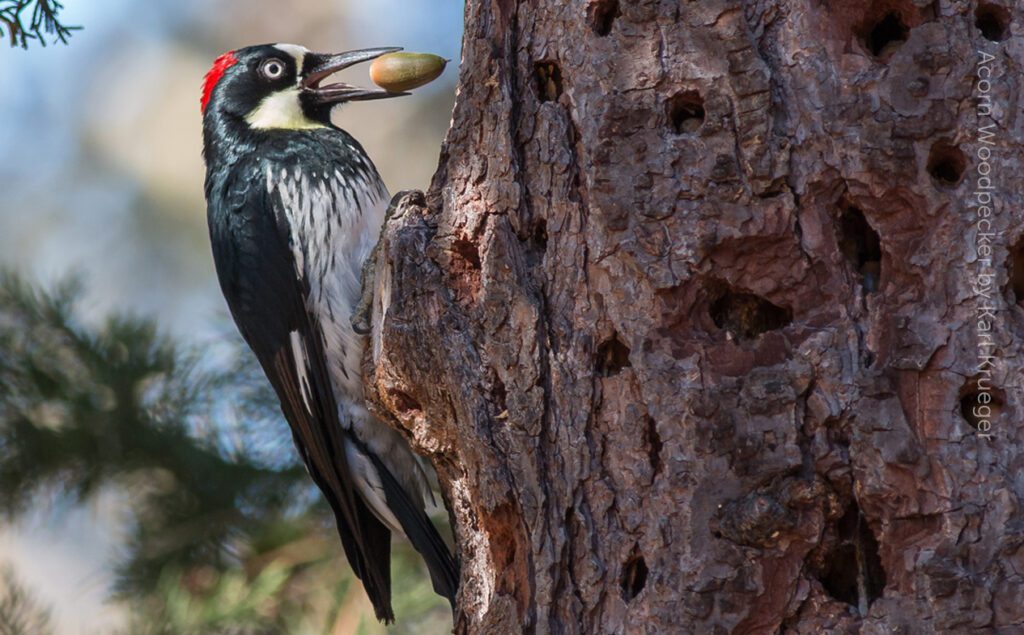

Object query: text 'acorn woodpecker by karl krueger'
[200,43,454,623]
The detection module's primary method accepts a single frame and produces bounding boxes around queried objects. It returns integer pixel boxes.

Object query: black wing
[208,169,395,622]
[356,437,460,607]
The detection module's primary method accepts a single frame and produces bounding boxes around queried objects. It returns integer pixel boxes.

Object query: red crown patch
[201,51,239,113]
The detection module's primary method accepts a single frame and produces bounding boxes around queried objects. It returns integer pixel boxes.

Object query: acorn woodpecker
[200,43,458,622]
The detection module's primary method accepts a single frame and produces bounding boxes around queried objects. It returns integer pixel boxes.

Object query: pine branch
[0,0,79,48]
[0,564,54,635]
[0,271,309,591]
[0,272,451,630]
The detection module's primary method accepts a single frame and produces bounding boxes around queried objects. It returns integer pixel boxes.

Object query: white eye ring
[261,59,286,80]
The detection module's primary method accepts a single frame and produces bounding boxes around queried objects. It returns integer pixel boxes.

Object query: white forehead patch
[273,43,309,80]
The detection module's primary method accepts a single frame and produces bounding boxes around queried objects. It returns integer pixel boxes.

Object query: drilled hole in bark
[708,283,792,341]
[959,377,1004,433]
[596,334,631,377]
[927,142,966,187]
[534,61,563,102]
[667,90,705,134]
[863,11,909,59]
[976,3,1011,42]
[493,375,507,414]
[815,502,886,613]
[620,544,648,601]
[837,203,883,294]
[532,218,548,250]
[1010,238,1024,305]
[588,0,620,36]
[389,390,422,414]
[451,237,481,270]
[448,237,482,305]
[643,415,663,478]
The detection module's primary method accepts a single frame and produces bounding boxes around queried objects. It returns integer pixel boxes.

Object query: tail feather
[366,449,460,608]
[301,448,396,622]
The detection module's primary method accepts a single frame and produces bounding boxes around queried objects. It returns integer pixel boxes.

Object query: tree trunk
[363,1,1022,632]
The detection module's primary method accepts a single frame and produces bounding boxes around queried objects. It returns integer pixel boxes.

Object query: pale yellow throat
[245,88,326,131]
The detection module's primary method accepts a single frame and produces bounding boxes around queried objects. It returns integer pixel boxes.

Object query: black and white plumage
[200,43,457,622]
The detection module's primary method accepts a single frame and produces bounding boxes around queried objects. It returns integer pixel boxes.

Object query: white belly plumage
[267,163,427,533]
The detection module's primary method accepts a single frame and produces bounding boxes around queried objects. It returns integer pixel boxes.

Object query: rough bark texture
[364,1,1024,633]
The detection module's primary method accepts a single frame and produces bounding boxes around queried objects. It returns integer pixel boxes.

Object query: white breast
[268,163,386,399]
[268,162,431,516]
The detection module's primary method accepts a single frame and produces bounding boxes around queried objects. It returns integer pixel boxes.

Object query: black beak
[302,47,409,104]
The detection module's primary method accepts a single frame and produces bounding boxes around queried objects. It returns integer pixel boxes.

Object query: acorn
[369,52,448,92]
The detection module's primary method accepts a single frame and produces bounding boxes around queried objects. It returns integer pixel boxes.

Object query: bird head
[200,43,407,131]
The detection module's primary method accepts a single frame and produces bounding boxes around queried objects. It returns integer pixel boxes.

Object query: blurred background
[0,0,463,632]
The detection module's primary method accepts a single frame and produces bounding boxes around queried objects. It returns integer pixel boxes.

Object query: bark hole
[862,11,909,59]
[1009,237,1024,305]
[959,377,1004,432]
[976,3,1011,42]
[389,390,422,414]
[837,202,883,295]
[643,415,663,479]
[492,375,507,414]
[907,76,930,98]
[596,334,631,377]
[710,154,738,181]
[620,544,648,601]
[588,0,620,36]
[667,90,705,134]
[815,502,886,615]
[449,237,483,304]
[708,283,792,341]
[451,237,482,270]
[927,141,966,187]
[535,61,563,102]
[532,218,548,250]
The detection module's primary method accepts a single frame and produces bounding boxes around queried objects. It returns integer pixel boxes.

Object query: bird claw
[351,313,372,335]
[351,251,378,335]
[350,190,421,336]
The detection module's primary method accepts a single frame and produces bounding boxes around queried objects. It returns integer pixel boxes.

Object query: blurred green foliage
[0,272,451,633]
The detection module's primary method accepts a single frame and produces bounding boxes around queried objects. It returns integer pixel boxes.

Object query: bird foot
[351,190,421,335]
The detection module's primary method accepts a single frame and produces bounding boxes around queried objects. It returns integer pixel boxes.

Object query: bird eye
[260,59,286,80]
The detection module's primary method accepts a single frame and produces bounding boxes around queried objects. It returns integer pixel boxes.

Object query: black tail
[290,431,395,622]
[366,450,460,608]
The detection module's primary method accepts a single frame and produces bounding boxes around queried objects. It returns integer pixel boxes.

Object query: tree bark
[363,1,1022,633]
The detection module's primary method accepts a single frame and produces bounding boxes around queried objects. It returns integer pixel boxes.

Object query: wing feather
[208,171,395,621]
